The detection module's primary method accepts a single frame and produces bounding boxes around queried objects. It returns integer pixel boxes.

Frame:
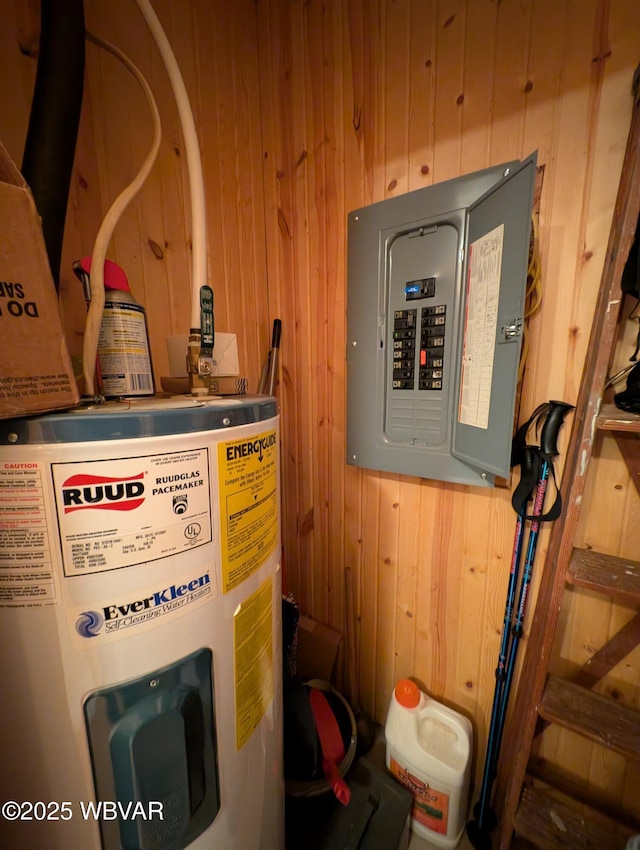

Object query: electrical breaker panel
[347,154,537,487]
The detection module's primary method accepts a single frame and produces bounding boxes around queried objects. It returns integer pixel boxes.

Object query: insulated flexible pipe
[21,0,85,290]
[133,0,208,332]
[82,33,162,397]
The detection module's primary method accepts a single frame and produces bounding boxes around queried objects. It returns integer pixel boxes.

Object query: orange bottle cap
[395,678,420,709]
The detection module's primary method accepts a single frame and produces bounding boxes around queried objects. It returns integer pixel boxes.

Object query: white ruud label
[52,448,212,576]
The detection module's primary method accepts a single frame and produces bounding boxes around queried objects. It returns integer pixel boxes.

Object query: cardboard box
[0,142,79,419]
[296,615,342,682]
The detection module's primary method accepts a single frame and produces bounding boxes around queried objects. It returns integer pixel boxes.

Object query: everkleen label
[389,756,450,835]
[218,430,278,593]
[70,570,215,644]
[52,450,212,576]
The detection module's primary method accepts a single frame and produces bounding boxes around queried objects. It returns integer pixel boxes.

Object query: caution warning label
[0,462,57,607]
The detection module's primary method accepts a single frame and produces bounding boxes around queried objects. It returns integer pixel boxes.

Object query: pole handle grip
[271,318,282,349]
[540,401,574,457]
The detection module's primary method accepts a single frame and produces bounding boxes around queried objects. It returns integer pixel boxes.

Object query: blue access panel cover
[84,648,219,850]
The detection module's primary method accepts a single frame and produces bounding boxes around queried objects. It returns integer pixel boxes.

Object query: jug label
[389,756,449,835]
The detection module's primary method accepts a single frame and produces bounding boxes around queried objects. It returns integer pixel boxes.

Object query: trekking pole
[495,402,574,738]
[467,400,573,850]
[466,405,549,848]
[467,449,536,843]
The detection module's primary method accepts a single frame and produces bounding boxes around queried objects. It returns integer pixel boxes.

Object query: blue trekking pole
[466,404,550,846]
[467,401,573,850]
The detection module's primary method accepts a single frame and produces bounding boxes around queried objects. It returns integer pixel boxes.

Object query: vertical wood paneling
[304,0,330,625]
[78,0,270,386]
[193,1,230,340]
[359,472,381,713]
[393,475,421,685]
[342,0,366,705]
[517,0,566,418]
[561,0,615,405]
[490,0,532,163]
[458,489,495,731]
[374,474,400,718]
[322,0,346,634]
[456,0,502,746]
[429,485,457,696]
[350,0,386,714]
[432,2,465,181]
[290,0,316,613]
[533,0,600,406]
[407,0,437,190]
[0,2,38,166]
[256,0,640,801]
[383,0,410,196]
[256,0,303,602]
[459,0,497,175]
[227,1,271,383]
[2,0,638,807]
[361,2,385,205]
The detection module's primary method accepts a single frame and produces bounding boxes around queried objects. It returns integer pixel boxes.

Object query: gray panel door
[451,153,537,478]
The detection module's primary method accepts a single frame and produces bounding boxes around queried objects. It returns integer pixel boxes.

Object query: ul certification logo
[173,494,188,515]
[185,523,201,541]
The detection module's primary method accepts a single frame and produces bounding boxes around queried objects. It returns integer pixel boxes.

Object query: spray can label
[389,756,450,835]
[98,302,154,396]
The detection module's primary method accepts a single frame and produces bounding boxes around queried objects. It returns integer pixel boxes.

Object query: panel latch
[498,317,523,343]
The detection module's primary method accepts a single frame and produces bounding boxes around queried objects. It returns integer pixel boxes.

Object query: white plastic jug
[385,679,472,849]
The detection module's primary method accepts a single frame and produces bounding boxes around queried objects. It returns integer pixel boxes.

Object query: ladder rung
[527,755,640,832]
[567,548,640,604]
[597,402,640,432]
[514,783,633,850]
[539,676,640,761]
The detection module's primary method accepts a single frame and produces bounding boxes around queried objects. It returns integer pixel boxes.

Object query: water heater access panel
[346,154,537,487]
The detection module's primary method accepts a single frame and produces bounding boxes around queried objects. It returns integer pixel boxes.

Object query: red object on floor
[309,687,351,805]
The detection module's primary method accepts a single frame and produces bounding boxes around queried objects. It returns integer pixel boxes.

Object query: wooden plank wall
[256,0,640,805]
[0,0,272,387]
[1,0,639,805]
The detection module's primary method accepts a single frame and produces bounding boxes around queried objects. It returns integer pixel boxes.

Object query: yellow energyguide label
[218,429,278,594]
[233,576,273,750]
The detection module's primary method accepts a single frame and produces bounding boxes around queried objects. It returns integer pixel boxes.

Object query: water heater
[0,395,284,850]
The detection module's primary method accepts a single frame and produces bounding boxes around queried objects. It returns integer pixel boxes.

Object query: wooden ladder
[493,66,640,850]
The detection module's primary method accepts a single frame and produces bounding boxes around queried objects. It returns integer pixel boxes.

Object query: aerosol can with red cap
[74,256,155,398]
